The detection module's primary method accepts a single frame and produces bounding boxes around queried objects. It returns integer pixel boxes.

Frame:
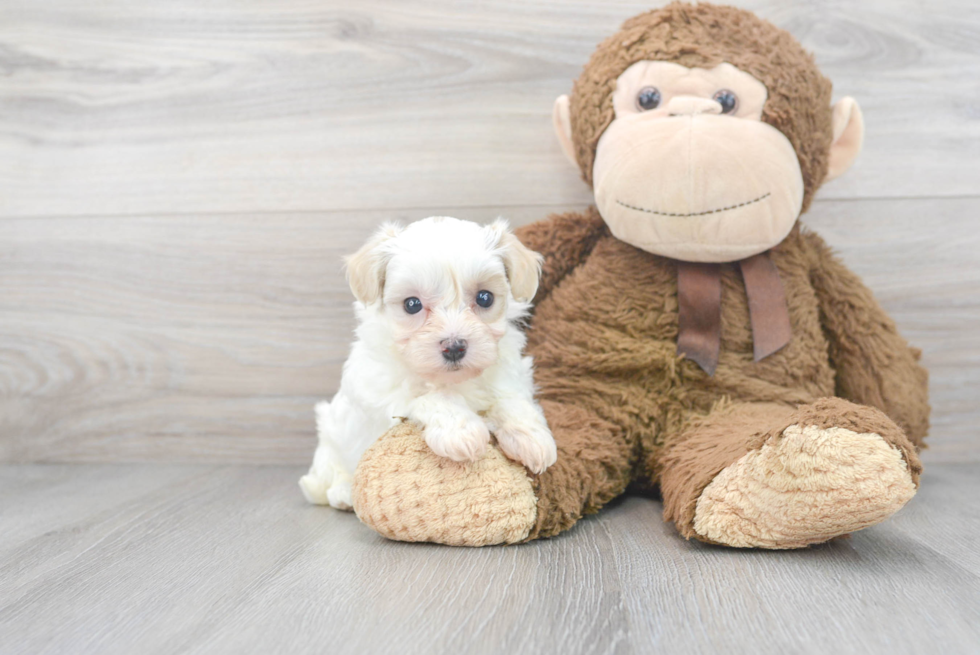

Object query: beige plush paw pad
[351,422,537,546]
[693,424,917,549]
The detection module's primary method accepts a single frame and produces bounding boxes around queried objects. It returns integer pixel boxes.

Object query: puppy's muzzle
[441,339,468,364]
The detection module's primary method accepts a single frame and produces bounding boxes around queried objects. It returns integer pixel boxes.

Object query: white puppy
[299,216,557,510]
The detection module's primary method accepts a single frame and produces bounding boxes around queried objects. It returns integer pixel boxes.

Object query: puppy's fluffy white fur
[299,216,556,510]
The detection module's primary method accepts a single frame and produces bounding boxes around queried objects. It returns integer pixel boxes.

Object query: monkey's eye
[476,290,494,308]
[636,86,661,111]
[712,90,738,114]
[403,297,423,314]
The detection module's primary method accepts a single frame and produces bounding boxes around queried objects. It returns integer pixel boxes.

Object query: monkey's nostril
[441,339,468,363]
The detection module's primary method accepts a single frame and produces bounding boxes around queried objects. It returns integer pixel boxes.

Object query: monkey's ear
[488,219,544,303]
[553,95,578,167]
[826,97,864,182]
[344,222,402,305]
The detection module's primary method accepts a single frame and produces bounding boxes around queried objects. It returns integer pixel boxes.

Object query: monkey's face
[598,62,805,262]
[555,60,862,263]
[553,6,865,264]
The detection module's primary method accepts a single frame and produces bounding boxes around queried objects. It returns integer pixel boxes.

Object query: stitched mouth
[616,192,771,217]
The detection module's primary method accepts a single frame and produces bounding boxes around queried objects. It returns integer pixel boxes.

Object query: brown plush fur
[518,216,928,541]
[806,236,931,441]
[569,2,833,212]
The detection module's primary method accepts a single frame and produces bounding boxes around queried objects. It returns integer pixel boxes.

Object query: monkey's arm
[804,231,930,444]
[513,207,607,306]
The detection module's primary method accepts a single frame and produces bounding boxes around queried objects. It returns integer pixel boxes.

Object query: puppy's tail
[314,400,332,441]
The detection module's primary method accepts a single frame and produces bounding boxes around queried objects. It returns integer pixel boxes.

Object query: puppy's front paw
[495,422,557,475]
[423,412,491,462]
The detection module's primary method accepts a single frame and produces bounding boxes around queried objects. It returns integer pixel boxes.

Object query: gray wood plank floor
[1,461,978,655]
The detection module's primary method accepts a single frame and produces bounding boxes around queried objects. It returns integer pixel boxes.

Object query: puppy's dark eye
[712,89,738,114]
[476,290,494,308]
[636,86,661,111]
[403,297,423,314]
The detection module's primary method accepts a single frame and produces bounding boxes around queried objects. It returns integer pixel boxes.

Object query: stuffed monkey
[350,2,929,549]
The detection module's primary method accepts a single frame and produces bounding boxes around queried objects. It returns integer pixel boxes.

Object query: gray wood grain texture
[1,462,978,655]
[1,199,978,463]
[0,0,978,217]
[0,0,978,464]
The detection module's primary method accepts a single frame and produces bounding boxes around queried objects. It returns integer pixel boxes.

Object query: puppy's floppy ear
[488,219,543,303]
[344,222,402,304]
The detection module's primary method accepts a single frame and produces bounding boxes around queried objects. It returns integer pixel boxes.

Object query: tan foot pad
[693,424,917,549]
[351,422,537,546]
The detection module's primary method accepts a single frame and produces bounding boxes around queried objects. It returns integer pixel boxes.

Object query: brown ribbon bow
[676,251,791,375]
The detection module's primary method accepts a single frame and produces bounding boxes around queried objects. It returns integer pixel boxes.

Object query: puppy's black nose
[441,339,467,363]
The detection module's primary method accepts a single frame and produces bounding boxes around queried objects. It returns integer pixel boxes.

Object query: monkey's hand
[805,231,930,443]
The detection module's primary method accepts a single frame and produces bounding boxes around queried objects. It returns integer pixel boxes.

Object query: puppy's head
[346,216,542,384]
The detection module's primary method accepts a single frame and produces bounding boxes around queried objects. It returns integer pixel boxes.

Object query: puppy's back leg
[299,399,354,509]
[299,441,336,506]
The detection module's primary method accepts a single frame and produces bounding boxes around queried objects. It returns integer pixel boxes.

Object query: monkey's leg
[351,399,634,546]
[659,398,921,549]
[525,399,635,540]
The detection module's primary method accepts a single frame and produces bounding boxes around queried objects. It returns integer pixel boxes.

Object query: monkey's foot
[351,422,537,546]
[692,421,918,549]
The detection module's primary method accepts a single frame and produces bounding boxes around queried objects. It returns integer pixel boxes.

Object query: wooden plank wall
[1,0,978,463]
